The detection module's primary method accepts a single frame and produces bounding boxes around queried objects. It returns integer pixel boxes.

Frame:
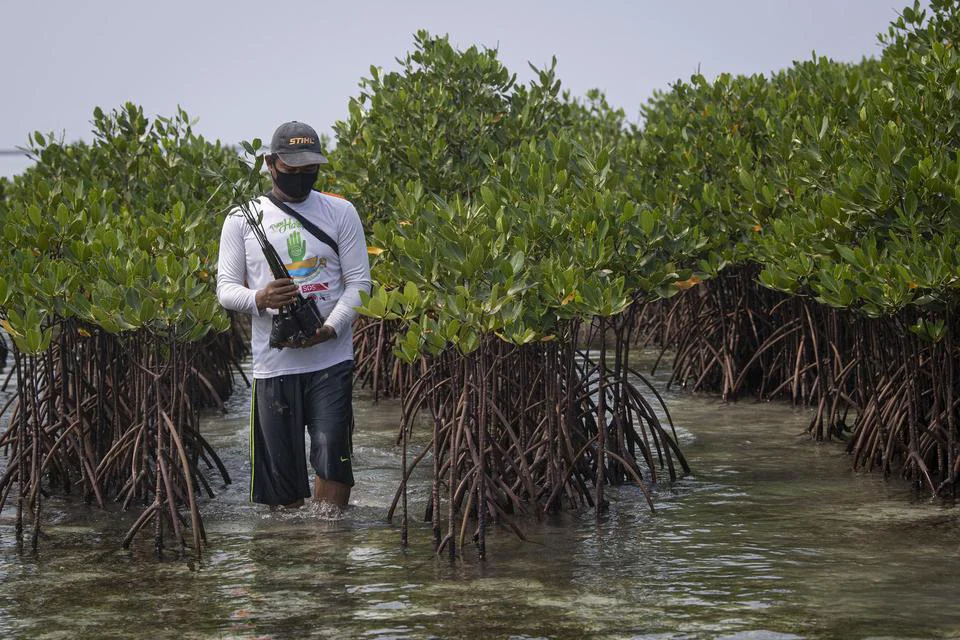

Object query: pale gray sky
[1,0,923,177]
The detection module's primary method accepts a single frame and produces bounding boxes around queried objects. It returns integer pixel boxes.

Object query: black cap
[269,121,328,166]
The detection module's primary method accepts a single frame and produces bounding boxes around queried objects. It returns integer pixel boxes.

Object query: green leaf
[904,191,918,218]
[403,281,419,306]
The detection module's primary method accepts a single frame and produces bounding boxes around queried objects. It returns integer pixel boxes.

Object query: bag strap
[266,191,340,257]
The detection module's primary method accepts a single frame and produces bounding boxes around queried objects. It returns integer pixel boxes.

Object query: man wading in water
[216,121,371,510]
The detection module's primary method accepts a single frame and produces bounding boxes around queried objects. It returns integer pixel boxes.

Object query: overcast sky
[1,0,924,177]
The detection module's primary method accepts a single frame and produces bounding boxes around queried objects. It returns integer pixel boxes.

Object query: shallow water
[0,360,958,640]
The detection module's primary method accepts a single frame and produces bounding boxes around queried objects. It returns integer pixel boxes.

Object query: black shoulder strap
[266,191,340,257]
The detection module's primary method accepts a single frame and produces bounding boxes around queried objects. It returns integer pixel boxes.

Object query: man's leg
[250,375,312,507]
[314,476,351,507]
[304,360,355,509]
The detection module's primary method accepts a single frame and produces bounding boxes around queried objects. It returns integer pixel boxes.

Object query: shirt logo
[284,231,327,281]
[301,282,329,294]
[269,219,302,233]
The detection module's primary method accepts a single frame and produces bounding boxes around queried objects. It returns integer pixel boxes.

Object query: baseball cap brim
[276,149,328,166]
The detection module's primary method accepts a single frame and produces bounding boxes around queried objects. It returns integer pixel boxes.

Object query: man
[216,121,371,510]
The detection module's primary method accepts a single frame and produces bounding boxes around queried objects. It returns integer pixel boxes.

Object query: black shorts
[248,360,354,505]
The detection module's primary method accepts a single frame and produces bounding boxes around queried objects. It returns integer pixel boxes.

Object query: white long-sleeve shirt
[216,191,372,379]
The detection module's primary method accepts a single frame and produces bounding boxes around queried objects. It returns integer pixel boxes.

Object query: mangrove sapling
[0,105,253,554]
[331,32,576,403]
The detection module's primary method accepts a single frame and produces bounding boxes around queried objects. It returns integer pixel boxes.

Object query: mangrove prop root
[395,315,688,558]
[0,322,235,556]
[635,264,960,496]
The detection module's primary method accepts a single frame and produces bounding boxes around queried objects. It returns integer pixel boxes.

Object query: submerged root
[0,323,233,556]
[635,265,960,498]
[392,313,689,557]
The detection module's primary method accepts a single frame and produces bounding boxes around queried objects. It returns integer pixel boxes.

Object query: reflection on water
[0,358,958,639]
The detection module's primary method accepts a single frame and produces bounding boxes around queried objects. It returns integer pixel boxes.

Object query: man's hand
[256,278,299,311]
[283,324,336,349]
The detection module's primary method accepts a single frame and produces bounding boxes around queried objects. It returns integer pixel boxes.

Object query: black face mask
[273,169,318,200]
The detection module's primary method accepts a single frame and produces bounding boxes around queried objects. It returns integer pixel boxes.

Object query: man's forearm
[217,281,262,316]
[324,282,369,337]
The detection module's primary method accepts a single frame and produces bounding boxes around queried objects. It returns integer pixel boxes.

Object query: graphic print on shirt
[285,231,322,278]
[267,219,330,298]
